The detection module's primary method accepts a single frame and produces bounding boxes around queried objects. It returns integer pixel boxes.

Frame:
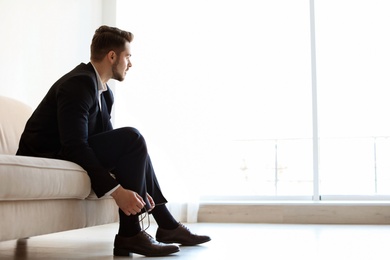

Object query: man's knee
[118,127,147,153]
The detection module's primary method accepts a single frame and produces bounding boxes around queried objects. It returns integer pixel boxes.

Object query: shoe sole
[114,247,180,257]
[158,237,211,246]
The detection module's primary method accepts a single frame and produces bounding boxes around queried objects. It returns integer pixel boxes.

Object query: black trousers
[88,127,168,211]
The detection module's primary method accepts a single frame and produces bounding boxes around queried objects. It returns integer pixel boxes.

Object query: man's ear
[108,51,116,63]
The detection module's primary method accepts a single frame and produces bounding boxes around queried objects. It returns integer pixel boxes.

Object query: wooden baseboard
[198,202,390,224]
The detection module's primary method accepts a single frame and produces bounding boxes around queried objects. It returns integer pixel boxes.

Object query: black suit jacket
[17,62,118,197]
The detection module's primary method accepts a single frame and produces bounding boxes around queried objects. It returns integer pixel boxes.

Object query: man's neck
[90,60,110,84]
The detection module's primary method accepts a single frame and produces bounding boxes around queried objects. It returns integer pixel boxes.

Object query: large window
[115,0,390,201]
[316,0,390,198]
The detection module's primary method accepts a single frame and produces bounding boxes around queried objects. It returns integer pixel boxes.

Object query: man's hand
[111,186,146,216]
[146,193,155,212]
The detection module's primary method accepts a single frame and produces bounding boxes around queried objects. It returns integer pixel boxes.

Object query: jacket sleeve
[56,75,118,197]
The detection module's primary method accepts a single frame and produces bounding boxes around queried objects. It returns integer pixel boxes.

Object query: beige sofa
[0,96,118,242]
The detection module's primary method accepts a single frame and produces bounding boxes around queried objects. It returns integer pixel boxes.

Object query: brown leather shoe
[113,231,180,257]
[156,223,211,246]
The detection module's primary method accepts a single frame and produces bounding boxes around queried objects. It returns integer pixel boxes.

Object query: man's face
[112,42,132,82]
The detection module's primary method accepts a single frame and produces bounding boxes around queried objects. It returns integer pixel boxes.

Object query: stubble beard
[112,61,125,82]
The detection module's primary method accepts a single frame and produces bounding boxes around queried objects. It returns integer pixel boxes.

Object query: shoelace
[138,206,150,231]
[178,222,189,231]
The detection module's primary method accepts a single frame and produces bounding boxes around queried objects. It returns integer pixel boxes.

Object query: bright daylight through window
[115,0,390,201]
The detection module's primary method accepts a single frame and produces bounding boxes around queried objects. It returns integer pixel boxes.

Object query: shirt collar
[91,63,108,93]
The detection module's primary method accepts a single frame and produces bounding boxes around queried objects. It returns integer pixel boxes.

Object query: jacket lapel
[100,90,113,131]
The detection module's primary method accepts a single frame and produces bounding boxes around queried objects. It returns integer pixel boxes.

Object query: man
[17,25,210,257]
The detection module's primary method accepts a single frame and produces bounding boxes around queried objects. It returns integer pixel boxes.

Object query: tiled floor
[1,222,390,259]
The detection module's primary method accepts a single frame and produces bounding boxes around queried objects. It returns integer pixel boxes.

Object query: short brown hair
[90,25,133,61]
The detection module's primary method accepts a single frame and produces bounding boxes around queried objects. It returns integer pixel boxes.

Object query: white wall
[0,0,113,108]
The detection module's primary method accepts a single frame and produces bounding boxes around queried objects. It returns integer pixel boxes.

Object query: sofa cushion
[0,96,33,155]
[0,155,91,200]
